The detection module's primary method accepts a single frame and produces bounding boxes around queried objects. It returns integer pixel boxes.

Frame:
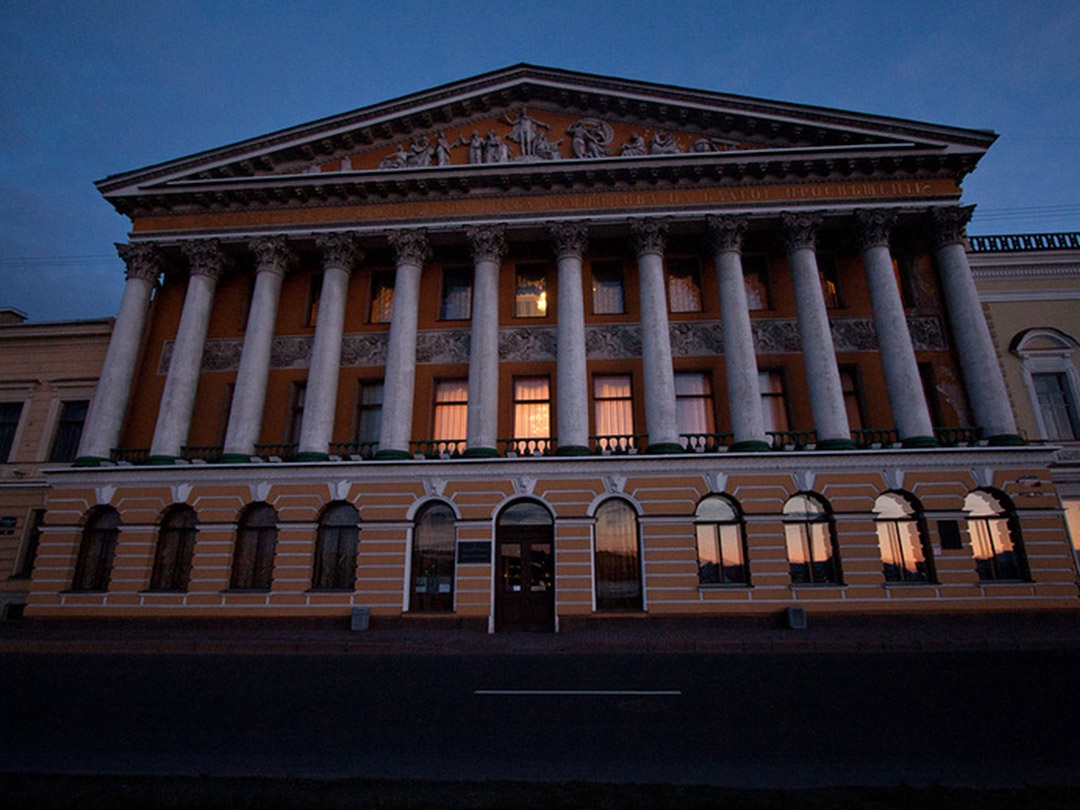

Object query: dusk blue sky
[2,0,1078,322]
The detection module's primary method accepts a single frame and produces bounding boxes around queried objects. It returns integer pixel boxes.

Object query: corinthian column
[707,215,769,452]
[75,242,163,465]
[297,233,361,461]
[631,218,681,454]
[550,221,590,455]
[221,236,294,462]
[149,240,229,463]
[781,213,854,450]
[930,206,1021,445]
[856,209,936,447]
[377,229,430,459]
[463,225,505,458]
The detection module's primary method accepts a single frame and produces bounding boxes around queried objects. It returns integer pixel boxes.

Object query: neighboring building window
[593,374,635,451]
[440,266,473,320]
[964,489,1027,581]
[515,264,548,318]
[817,253,843,308]
[742,254,772,310]
[369,270,395,324]
[312,501,359,590]
[675,372,715,449]
[13,509,44,579]
[150,504,197,591]
[1012,328,1080,441]
[591,260,625,314]
[874,491,933,583]
[286,382,306,444]
[231,502,278,590]
[594,499,642,611]
[667,258,703,313]
[0,401,23,462]
[695,495,749,585]
[759,371,789,433]
[49,400,89,462]
[72,506,120,592]
[410,501,456,612]
[433,379,468,454]
[839,367,865,431]
[1033,373,1080,441]
[354,380,384,450]
[784,493,842,585]
[305,273,323,326]
[513,377,551,453]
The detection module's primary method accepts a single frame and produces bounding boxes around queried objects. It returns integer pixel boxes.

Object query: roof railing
[968,232,1080,252]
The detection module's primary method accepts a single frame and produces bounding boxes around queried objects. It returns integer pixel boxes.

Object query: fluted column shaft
[221,237,293,461]
[149,240,228,462]
[781,213,854,449]
[856,210,936,447]
[708,216,769,452]
[631,219,681,453]
[931,207,1021,444]
[297,233,361,461]
[464,226,505,458]
[76,243,163,465]
[377,230,430,459]
[550,222,590,455]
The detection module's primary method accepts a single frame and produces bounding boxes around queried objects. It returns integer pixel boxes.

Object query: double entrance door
[495,518,555,633]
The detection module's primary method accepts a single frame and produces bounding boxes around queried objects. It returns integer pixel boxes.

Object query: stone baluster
[550,221,591,456]
[464,225,505,458]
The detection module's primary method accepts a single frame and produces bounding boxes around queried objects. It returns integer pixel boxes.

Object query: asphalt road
[1,650,1077,787]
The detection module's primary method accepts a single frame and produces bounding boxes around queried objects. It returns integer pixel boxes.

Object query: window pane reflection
[594,500,642,610]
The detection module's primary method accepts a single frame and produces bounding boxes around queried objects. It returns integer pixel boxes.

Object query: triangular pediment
[98,64,995,218]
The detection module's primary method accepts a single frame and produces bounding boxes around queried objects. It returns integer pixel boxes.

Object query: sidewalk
[3,610,1080,655]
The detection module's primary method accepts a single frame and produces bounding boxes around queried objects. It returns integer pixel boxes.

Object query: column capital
[929,205,975,249]
[706,214,748,253]
[548,221,589,260]
[466,224,507,263]
[315,232,363,272]
[181,239,231,280]
[248,235,296,277]
[780,212,822,253]
[116,242,164,283]
[855,208,898,251]
[388,229,432,267]
[629,218,668,257]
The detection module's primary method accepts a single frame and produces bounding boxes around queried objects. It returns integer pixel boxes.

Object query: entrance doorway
[495,501,555,632]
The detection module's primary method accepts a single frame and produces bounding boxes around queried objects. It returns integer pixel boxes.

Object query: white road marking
[474,689,681,696]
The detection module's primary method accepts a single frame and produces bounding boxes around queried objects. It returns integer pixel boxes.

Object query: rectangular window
[286,382,306,443]
[355,380,384,446]
[13,509,44,579]
[591,260,625,314]
[817,253,843,309]
[759,371,789,433]
[433,379,468,454]
[742,254,772,310]
[513,377,551,453]
[839,367,865,431]
[675,372,715,448]
[696,523,748,584]
[594,374,635,451]
[440,266,473,320]
[515,264,548,318]
[0,401,23,462]
[1033,372,1080,441]
[49,400,89,462]
[667,258,703,313]
[305,273,323,326]
[370,271,395,324]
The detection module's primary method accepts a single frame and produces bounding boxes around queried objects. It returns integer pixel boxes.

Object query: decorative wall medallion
[172,483,193,504]
[271,335,313,368]
[340,334,388,367]
[670,322,724,357]
[250,481,272,502]
[793,470,816,492]
[908,316,948,351]
[586,324,642,359]
[830,319,878,352]
[752,321,802,353]
[705,472,728,494]
[95,485,117,506]
[500,327,557,362]
[424,478,447,497]
[603,475,627,494]
[513,477,537,496]
[416,330,470,364]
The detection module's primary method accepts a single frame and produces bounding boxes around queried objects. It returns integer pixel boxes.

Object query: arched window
[231,502,278,590]
[312,502,359,590]
[964,489,1028,581]
[410,501,456,612]
[72,506,120,592]
[695,495,749,585]
[874,491,933,583]
[783,493,842,585]
[1012,328,1080,441]
[594,499,642,610]
[150,504,197,591]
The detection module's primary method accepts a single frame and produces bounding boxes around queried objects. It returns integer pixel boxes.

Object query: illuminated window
[667,259,702,313]
[817,252,843,309]
[695,495,749,585]
[312,502,359,590]
[440,266,473,320]
[433,379,468,454]
[742,254,772,310]
[410,501,456,612]
[591,260,625,314]
[369,270,395,323]
[759,371,789,433]
[513,377,551,454]
[594,499,642,611]
[784,493,841,585]
[964,489,1027,581]
[72,506,120,592]
[675,372,715,449]
[150,504,197,591]
[874,492,933,583]
[49,400,89,462]
[593,374,635,451]
[0,401,23,462]
[231,502,277,590]
[515,264,548,318]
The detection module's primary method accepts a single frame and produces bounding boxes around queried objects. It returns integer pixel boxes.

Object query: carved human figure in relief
[567,119,613,159]
[379,143,409,169]
[533,131,564,160]
[620,132,647,156]
[650,131,681,154]
[484,129,511,163]
[405,136,433,167]
[434,131,454,166]
[460,130,484,164]
[504,105,550,157]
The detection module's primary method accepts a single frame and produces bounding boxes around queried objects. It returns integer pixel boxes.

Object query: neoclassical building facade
[30,66,1077,629]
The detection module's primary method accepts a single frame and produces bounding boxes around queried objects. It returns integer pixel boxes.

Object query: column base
[146,455,178,466]
[375,448,412,460]
[987,433,1026,447]
[555,445,591,457]
[295,451,329,462]
[729,439,772,453]
[646,442,684,455]
[900,435,939,449]
[815,438,857,451]
[219,453,254,464]
[462,447,500,459]
[73,456,107,468]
